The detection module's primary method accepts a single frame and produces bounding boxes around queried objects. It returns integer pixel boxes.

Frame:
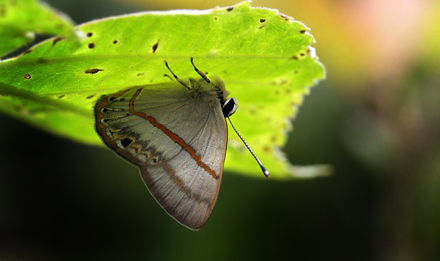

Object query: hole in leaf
[85,68,104,74]
[24,74,31,79]
[152,41,159,53]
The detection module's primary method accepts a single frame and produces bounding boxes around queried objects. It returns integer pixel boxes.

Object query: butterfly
[94,58,268,230]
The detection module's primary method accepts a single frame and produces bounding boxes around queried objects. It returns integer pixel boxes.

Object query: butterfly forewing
[95,79,228,230]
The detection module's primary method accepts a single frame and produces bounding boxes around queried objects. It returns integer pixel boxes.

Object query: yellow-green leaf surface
[0,0,76,57]
[0,1,326,179]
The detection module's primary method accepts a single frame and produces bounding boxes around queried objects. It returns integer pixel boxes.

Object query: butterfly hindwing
[95,78,228,230]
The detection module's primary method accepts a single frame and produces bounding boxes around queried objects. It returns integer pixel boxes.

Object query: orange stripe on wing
[129,89,219,180]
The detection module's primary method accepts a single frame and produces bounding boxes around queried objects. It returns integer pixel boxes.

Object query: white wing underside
[95,82,227,230]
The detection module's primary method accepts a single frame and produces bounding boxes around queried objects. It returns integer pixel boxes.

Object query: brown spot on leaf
[0,4,6,17]
[263,146,271,153]
[113,40,118,44]
[88,43,95,49]
[300,30,306,34]
[52,37,64,46]
[55,23,64,30]
[37,58,48,64]
[279,14,290,21]
[86,94,96,99]
[152,41,159,53]
[300,53,305,56]
[227,6,234,11]
[291,55,298,60]
[85,68,103,74]
[87,32,93,37]
[57,95,65,99]
[24,74,31,79]
[260,19,266,23]
[214,17,218,20]
[137,72,145,76]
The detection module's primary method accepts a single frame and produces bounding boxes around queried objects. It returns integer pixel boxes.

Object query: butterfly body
[95,76,230,230]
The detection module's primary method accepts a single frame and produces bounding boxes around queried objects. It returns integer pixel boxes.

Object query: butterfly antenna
[164,60,191,90]
[191,57,211,83]
[227,117,270,178]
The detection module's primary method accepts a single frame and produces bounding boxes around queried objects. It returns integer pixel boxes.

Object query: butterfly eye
[222,98,237,117]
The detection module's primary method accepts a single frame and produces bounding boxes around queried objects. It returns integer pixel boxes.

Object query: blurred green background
[1,0,440,260]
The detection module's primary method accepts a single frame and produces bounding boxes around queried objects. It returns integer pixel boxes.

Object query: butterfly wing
[95,82,227,230]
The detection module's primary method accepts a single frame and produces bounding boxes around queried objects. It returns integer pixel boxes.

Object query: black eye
[222,98,237,117]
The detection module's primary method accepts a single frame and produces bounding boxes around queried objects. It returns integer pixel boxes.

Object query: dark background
[1,0,439,260]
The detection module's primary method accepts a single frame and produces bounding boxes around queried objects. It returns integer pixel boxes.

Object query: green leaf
[0,0,76,57]
[0,1,327,179]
